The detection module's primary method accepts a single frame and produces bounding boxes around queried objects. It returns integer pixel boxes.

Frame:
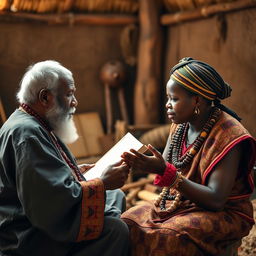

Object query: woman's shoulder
[213,111,253,139]
[203,111,256,161]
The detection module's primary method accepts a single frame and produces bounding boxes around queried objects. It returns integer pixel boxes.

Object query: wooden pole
[134,0,163,124]
[104,85,113,134]
[161,0,256,25]
[118,88,129,124]
[0,11,138,25]
[0,98,7,124]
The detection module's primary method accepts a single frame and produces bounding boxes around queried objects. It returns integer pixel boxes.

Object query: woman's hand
[78,163,95,174]
[121,144,166,175]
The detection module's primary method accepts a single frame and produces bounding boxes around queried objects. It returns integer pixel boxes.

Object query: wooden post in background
[0,98,7,126]
[134,0,163,124]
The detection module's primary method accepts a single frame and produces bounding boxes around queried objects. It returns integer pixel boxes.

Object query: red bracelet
[153,162,177,187]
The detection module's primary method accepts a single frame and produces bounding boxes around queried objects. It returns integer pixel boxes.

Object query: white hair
[17,60,73,104]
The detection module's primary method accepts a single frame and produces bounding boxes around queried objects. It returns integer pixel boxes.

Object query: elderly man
[0,60,130,256]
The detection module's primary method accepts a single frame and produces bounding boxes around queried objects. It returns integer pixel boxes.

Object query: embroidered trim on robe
[77,178,105,241]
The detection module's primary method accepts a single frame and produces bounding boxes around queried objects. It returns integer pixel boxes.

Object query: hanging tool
[100,60,129,134]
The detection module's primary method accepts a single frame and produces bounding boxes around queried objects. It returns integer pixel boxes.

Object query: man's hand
[121,144,166,175]
[100,160,130,190]
[78,163,95,174]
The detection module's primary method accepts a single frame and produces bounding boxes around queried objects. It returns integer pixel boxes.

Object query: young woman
[121,57,256,256]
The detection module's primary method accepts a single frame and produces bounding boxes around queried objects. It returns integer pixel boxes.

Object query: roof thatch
[0,0,139,14]
[0,0,237,14]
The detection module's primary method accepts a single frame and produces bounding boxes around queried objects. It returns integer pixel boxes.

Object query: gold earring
[194,106,200,115]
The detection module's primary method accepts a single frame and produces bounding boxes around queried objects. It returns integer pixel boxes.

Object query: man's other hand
[100,161,129,190]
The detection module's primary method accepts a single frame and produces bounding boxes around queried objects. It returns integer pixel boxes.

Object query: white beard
[46,103,78,144]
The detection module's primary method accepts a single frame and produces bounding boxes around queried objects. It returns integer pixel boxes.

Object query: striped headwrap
[170,57,241,121]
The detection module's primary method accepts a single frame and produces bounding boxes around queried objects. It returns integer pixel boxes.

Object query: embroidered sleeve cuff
[153,162,177,187]
[77,178,105,241]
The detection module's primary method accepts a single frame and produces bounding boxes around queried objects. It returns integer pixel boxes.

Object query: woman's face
[166,78,196,124]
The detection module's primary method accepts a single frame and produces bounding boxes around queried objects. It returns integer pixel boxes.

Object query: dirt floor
[238,199,256,256]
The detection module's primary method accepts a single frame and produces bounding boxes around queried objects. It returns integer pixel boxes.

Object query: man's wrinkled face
[46,80,79,144]
[55,79,77,117]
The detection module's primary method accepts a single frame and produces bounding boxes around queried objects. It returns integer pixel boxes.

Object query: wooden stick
[121,176,154,192]
[118,88,129,124]
[126,187,141,202]
[144,183,159,193]
[137,190,158,201]
[74,14,137,25]
[104,84,113,134]
[161,0,256,25]
[0,11,138,25]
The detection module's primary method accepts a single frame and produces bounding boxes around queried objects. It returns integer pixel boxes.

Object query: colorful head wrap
[170,57,241,121]
[170,57,231,101]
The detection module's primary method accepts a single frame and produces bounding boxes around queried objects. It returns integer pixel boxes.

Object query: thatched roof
[0,0,139,14]
[0,0,239,14]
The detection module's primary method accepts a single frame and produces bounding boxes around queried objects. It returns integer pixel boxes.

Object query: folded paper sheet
[84,132,147,180]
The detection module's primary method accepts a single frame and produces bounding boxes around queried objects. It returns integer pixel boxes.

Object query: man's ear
[38,89,50,106]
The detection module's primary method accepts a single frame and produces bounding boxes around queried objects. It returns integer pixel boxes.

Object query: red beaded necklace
[20,103,84,182]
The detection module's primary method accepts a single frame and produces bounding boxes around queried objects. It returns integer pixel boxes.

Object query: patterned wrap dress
[121,111,256,256]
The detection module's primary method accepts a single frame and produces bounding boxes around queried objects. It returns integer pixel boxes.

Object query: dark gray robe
[0,109,129,256]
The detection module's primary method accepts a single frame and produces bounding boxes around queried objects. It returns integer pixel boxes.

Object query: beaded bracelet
[154,172,185,212]
[170,171,184,189]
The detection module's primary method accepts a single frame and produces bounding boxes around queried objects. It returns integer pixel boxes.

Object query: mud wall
[164,8,256,136]
[0,7,255,136]
[0,21,135,130]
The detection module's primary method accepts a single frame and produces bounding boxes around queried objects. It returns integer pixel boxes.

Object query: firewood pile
[121,174,160,209]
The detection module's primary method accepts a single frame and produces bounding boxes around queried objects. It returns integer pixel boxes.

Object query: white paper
[83,132,146,180]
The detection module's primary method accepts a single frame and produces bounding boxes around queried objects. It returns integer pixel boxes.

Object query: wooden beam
[0,11,138,25]
[161,0,256,25]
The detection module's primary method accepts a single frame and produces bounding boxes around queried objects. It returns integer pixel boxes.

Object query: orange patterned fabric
[77,178,105,241]
[121,111,256,256]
